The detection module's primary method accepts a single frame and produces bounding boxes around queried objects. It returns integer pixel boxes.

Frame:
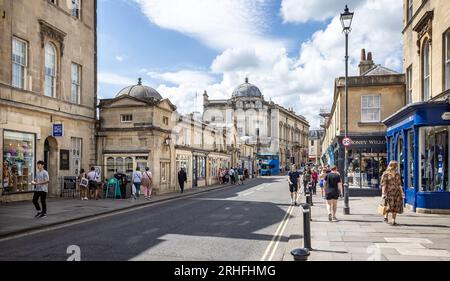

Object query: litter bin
[114,173,130,199]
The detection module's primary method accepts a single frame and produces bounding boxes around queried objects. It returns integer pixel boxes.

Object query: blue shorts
[319,180,324,188]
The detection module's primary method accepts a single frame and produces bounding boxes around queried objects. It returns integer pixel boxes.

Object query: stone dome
[116,78,163,101]
[232,78,262,98]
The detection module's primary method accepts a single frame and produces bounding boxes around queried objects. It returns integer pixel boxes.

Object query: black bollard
[302,203,312,250]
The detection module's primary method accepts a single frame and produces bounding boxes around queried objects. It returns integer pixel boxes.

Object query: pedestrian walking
[87,167,100,200]
[312,168,318,195]
[380,161,405,226]
[141,167,153,199]
[302,167,312,195]
[178,167,187,193]
[132,167,143,199]
[78,168,89,200]
[325,166,343,222]
[237,165,244,185]
[229,167,235,184]
[287,164,300,206]
[319,167,327,198]
[32,160,49,219]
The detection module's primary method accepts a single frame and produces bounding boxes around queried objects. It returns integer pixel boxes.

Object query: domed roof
[232,78,262,98]
[116,78,163,101]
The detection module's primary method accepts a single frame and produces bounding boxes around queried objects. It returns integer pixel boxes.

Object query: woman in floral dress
[380,160,405,225]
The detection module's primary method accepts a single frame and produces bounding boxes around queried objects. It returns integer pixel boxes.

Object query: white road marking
[260,205,294,261]
[240,191,254,197]
[384,238,433,244]
[396,248,450,257]
[375,243,425,249]
[268,206,294,261]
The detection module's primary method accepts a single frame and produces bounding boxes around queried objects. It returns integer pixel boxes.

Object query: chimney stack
[359,49,375,75]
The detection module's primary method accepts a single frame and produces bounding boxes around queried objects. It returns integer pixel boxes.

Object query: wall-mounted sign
[442,112,450,120]
[52,123,64,137]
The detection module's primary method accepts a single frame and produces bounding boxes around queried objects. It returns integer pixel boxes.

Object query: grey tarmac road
[0,177,299,261]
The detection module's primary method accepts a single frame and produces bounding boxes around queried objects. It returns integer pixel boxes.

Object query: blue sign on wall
[53,124,64,137]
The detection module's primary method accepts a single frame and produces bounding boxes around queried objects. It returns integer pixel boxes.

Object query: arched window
[422,39,431,101]
[44,43,57,97]
[116,157,124,173]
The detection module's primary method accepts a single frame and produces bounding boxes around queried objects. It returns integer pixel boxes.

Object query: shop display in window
[2,131,35,193]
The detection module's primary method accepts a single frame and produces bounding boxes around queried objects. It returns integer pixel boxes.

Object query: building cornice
[402,0,429,34]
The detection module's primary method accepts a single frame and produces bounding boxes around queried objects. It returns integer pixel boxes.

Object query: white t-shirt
[229,169,234,176]
[87,171,99,182]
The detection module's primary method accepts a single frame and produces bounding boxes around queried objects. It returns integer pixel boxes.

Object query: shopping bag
[132,184,137,197]
[378,198,387,215]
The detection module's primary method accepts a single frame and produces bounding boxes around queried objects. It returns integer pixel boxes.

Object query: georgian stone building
[383,0,450,213]
[1,0,97,202]
[203,78,310,173]
[97,79,231,195]
[322,50,405,188]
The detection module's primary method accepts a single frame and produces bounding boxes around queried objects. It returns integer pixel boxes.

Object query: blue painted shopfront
[384,101,450,213]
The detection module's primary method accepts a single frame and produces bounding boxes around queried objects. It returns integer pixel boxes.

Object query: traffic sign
[342,137,352,147]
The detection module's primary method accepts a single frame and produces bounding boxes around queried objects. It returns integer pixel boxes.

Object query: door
[44,137,58,196]
[193,156,198,188]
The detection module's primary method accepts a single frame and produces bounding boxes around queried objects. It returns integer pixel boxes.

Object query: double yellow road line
[260,204,295,261]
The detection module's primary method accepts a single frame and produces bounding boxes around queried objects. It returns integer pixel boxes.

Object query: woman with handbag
[141,167,153,200]
[380,161,405,225]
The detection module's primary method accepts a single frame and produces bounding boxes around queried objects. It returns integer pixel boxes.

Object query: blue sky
[97,0,403,128]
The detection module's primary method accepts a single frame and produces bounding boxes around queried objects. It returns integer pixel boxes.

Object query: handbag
[378,198,387,215]
[80,178,89,188]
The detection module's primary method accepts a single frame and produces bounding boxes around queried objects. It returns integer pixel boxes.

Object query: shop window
[12,37,27,89]
[2,131,35,193]
[397,135,405,184]
[445,29,450,91]
[176,154,190,179]
[125,157,133,175]
[421,126,449,192]
[115,157,124,173]
[106,157,114,177]
[408,131,414,189]
[422,39,431,101]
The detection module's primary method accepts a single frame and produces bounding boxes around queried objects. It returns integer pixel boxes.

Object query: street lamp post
[341,5,354,215]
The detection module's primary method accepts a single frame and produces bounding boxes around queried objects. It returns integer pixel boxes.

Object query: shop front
[2,130,36,194]
[193,152,207,188]
[343,136,387,189]
[384,101,450,213]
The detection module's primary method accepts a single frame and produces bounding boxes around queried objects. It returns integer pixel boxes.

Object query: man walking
[178,167,187,193]
[132,167,143,199]
[32,160,49,218]
[325,166,343,222]
[237,165,244,185]
[87,167,100,200]
[303,167,312,195]
[287,164,300,206]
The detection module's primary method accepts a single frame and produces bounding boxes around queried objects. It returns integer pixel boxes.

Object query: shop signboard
[52,124,64,137]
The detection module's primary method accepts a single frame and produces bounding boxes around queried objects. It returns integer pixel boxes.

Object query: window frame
[71,0,81,19]
[361,95,381,123]
[44,43,57,98]
[120,114,133,123]
[11,37,28,90]
[71,63,82,104]
[406,65,413,104]
[422,39,431,101]
[444,29,450,91]
[407,0,413,23]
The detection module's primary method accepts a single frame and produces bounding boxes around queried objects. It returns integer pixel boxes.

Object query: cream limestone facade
[98,85,232,195]
[1,0,96,202]
[403,0,450,103]
[321,51,405,187]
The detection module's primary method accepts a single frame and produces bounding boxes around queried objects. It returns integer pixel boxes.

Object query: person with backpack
[132,167,143,200]
[141,167,153,200]
[87,166,100,200]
